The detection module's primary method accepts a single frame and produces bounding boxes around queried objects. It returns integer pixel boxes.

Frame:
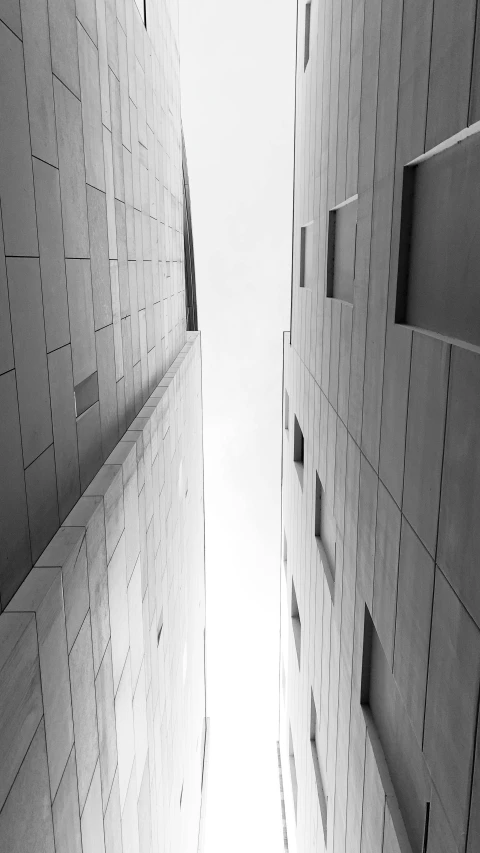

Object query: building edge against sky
[0,1,207,851]
[279,1,480,853]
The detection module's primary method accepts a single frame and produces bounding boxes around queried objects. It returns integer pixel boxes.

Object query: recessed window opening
[299,223,313,288]
[180,782,183,808]
[310,690,327,843]
[326,196,358,304]
[134,0,147,26]
[284,389,290,431]
[315,472,335,599]
[289,725,298,820]
[157,608,163,645]
[291,579,301,668]
[361,606,431,852]
[304,1,312,70]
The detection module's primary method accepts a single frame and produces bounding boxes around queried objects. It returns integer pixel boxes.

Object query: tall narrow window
[304,2,312,70]
[315,472,335,598]
[310,691,327,843]
[326,196,358,304]
[291,579,301,668]
[284,389,290,431]
[289,726,298,819]
[299,222,313,288]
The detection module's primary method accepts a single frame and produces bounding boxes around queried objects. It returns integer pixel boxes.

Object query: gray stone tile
[19,0,57,166]
[52,747,82,853]
[107,531,129,692]
[0,205,13,376]
[0,22,38,256]
[54,77,90,258]
[110,260,124,381]
[69,613,99,812]
[77,401,104,491]
[437,347,480,629]
[393,519,434,744]
[468,703,480,852]
[96,325,119,459]
[122,317,136,427]
[127,555,143,690]
[103,127,117,259]
[95,642,117,808]
[47,0,79,97]
[80,762,106,853]
[0,721,55,853]
[79,497,110,674]
[76,0,97,45]
[78,21,105,192]
[86,186,112,331]
[109,70,125,201]
[424,569,480,843]
[106,441,139,580]
[86,463,124,562]
[115,652,135,809]
[133,660,147,786]
[48,345,81,522]
[117,376,127,435]
[7,568,74,799]
[402,333,449,557]
[115,201,129,316]
[95,0,111,129]
[65,259,97,387]
[25,445,59,563]
[0,0,21,36]
[137,758,151,853]
[104,770,123,853]
[0,612,42,811]
[7,258,53,467]
[105,0,118,78]
[0,371,31,607]
[372,481,401,667]
[63,534,90,651]
[33,158,70,353]
[121,763,140,853]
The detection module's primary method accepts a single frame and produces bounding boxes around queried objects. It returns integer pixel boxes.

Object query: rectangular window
[289,726,298,819]
[74,371,99,418]
[304,1,312,70]
[315,473,335,599]
[395,125,480,352]
[293,416,304,487]
[284,389,289,431]
[291,579,301,668]
[310,691,327,843]
[134,0,147,26]
[361,606,431,852]
[299,222,313,288]
[326,195,358,304]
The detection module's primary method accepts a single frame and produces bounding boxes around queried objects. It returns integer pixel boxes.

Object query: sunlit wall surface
[280,1,480,852]
[0,334,206,853]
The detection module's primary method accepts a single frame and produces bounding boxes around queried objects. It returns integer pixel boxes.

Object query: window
[299,222,313,288]
[310,691,327,844]
[284,389,290,431]
[395,124,480,352]
[291,579,301,668]
[361,606,431,852]
[304,1,312,70]
[326,195,358,304]
[289,726,298,819]
[134,0,147,26]
[74,371,99,417]
[315,473,335,598]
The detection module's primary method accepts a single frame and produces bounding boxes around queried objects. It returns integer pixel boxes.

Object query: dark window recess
[304,1,312,70]
[180,782,183,808]
[395,128,480,352]
[299,223,313,288]
[310,690,327,843]
[157,609,163,646]
[314,472,335,599]
[291,579,301,668]
[74,371,99,418]
[326,196,357,304]
[182,131,198,331]
[361,606,432,852]
[289,726,298,820]
[284,389,290,431]
[293,416,304,487]
[134,0,146,26]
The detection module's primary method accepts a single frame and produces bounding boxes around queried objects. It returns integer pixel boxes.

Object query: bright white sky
[179,1,296,849]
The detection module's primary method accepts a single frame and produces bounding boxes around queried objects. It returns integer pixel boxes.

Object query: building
[279,2,480,853]
[0,1,207,851]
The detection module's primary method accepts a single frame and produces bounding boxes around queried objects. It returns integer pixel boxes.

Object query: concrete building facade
[0,1,207,851]
[279,2,480,853]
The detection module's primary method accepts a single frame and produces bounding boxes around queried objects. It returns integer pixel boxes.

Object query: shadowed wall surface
[280,1,480,852]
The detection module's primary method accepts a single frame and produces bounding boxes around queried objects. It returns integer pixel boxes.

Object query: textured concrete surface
[279,1,480,851]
